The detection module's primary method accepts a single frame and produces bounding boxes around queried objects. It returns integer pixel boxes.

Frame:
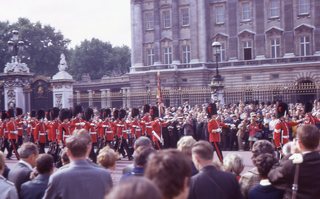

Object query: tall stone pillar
[75,90,81,105]
[198,0,207,62]
[121,88,127,108]
[125,87,131,108]
[190,0,199,63]
[100,89,107,108]
[106,89,111,108]
[51,54,74,109]
[88,90,93,107]
[131,0,144,70]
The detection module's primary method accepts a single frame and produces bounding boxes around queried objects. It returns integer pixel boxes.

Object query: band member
[70,105,86,132]
[47,107,60,162]
[115,109,132,160]
[6,109,19,160]
[27,111,37,143]
[34,110,48,154]
[98,108,114,148]
[141,104,152,138]
[58,108,72,146]
[130,108,142,139]
[15,107,24,146]
[207,103,224,163]
[0,111,10,157]
[150,106,162,150]
[84,107,98,163]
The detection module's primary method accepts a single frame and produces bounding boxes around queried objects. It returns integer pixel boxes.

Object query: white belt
[39,133,46,136]
[17,128,23,130]
[146,126,152,129]
[106,131,113,134]
[102,125,110,128]
[90,132,97,135]
[11,131,18,134]
[64,135,71,138]
[282,136,289,138]
[136,129,141,131]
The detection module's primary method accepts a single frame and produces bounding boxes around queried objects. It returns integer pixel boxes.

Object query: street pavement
[5,151,254,185]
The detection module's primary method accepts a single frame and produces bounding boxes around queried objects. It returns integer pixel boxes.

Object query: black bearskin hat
[100,108,112,120]
[131,108,140,118]
[143,104,150,114]
[276,102,288,118]
[59,108,72,122]
[305,102,313,113]
[30,110,36,118]
[150,106,159,120]
[8,109,15,118]
[51,107,60,120]
[16,107,23,116]
[73,104,83,117]
[1,111,7,120]
[119,109,127,120]
[113,109,119,120]
[84,107,94,121]
[37,110,45,120]
[207,103,217,118]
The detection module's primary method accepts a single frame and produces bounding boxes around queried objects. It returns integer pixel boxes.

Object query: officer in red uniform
[15,107,24,146]
[70,105,86,133]
[207,103,224,163]
[83,107,98,162]
[304,102,319,125]
[150,106,162,150]
[6,109,19,159]
[98,108,114,148]
[273,102,290,156]
[34,110,48,154]
[47,107,60,162]
[141,104,152,138]
[58,108,72,146]
[0,111,10,158]
[115,109,132,160]
[130,108,142,139]
[27,111,37,143]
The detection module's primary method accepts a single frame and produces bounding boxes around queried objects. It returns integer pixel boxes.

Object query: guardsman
[273,102,290,156]
[34,110,48,154]
[47,107,60,162]
[130,108,142,139]
[304,102,319,125]
[98,108,114,148]
[84,107,98,162]
[6,109,19,160]
[150,106,163,150]
[116,109,132,160]
[27,111,37,143]
[58,108,72,146]
[0,111,10,157]
[15,107,24,146]
[207,103,224,163]
[141,104,152,138]
[70,105,86,133]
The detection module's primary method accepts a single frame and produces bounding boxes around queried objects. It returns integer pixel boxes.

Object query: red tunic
[304,113,319,125]
[48,120,60,142]
[58,122,72,144]
[130,119,142,138]
[70,118,86,133]
[85,121,98,143]
[15,118,24,137]
[141,115,152,137]
[6,120,17,140]
[207,119,221,143]
[273,120,290,149]
[116,120,129,139]
[27,119,37,138]
[151,119,162,143]
[98,120,114,141]
[34,121,48,144]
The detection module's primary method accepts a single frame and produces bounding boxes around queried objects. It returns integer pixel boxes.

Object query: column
[126,87,131,108]
[283,0,295,57]
[121,88,126,108]
[75,90,81,105]
[228,0,238,60]
[88,90,93,107]
[190,0,199,63]
[131,1,144,68]
[198,0,207,62]
[100,89,107,108]
[314,0,320,54]
[24,89,31,112]
[106,89,111,108]
[255,0,265,59]
[172,0,180,64]
[154,1,161,65]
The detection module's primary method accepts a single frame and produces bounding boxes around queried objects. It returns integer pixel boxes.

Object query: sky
[0,0,131,48]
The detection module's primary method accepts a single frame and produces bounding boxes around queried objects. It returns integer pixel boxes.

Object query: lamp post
[209,41,224,104]
[7,30,24,63]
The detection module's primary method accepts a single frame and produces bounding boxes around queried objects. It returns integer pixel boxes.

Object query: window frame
[144,12,154,31]
[215,5,225,24]
[298,0,310,15]
[180,7,190,27]
[162,10,171,29]
[241,2,251,21]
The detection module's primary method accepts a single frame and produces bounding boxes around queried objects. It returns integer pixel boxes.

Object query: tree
[69,38,131,80]
[0,18,70,76]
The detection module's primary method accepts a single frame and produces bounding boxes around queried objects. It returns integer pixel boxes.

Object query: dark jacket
[20,174,50,199]
[268,151,320,199]
[8,162,33,196]
[188,165,243,199]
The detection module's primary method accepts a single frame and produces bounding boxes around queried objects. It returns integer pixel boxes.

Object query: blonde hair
[177,136,196,157]
[97,146,118,169]
[223,153,244,176]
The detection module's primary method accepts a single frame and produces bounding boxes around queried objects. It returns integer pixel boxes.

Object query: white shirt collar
[19,159,33,170]
[260,179,271,186]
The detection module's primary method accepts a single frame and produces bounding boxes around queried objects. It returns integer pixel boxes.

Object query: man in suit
[268,124,320,198]
[43,130,113,199]
[21,154,54,199]
[8,142,38,196]
[188,140,243,199]
[0,151,18,199]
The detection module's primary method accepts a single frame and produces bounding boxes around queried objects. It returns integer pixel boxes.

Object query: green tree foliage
[0,18,70,76]
[69,38,131,80]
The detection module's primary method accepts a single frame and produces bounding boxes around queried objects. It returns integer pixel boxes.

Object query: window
[269,0,280,18]
[243,75,252,81]
[300,36,311,56]
[181,8,189,26]
[298,0,310,15]
[144,12,154,30]
[219,43,226,61]
[162,10,171,28]
[163,47,172,64]
[182,45,191,63]
[271,38,281,58]
[243,41,252,60]
[146,48,155,65]
[215,5,225,24]
[242,2,251,21]
[270,74,279,80]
